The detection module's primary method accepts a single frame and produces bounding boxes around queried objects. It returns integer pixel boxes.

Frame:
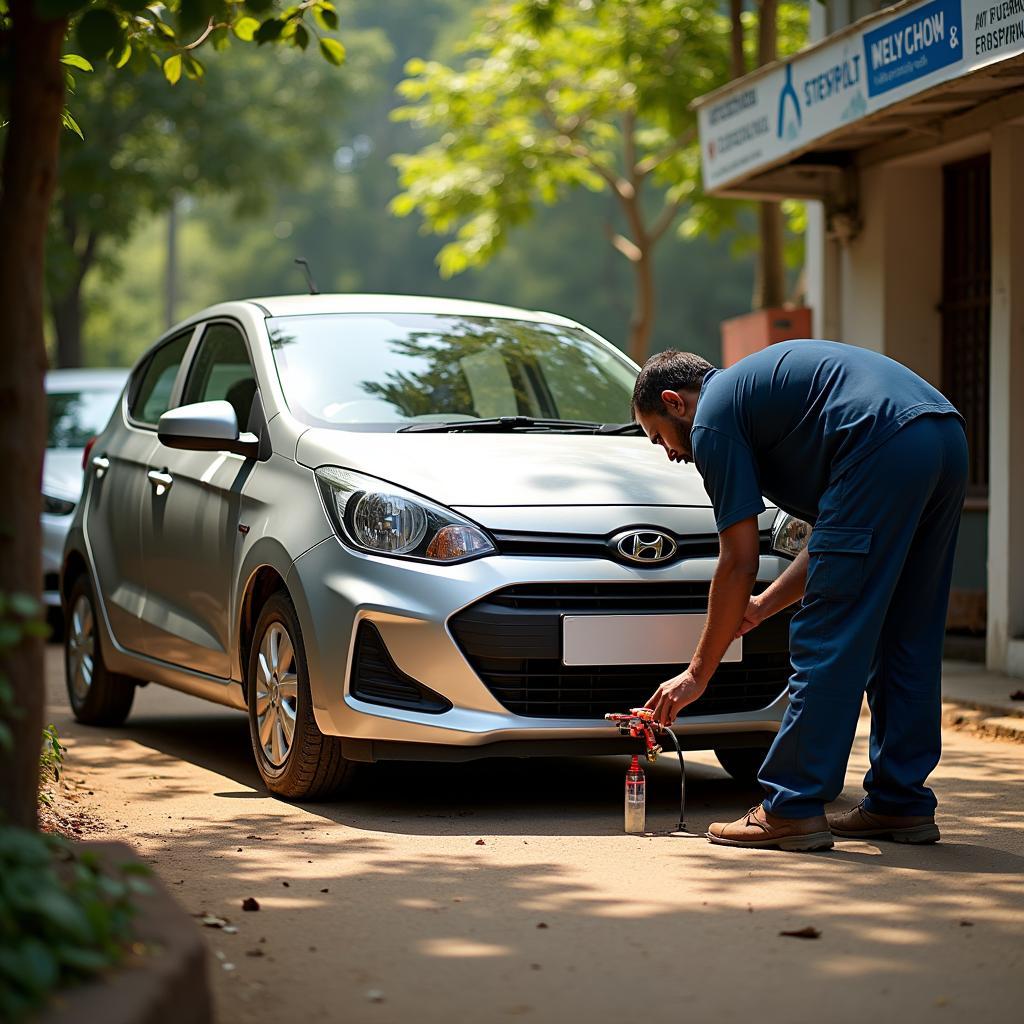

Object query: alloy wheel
[255,621,298,767]
[68,594,95,701]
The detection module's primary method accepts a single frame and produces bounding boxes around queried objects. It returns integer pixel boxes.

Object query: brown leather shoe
[707,804,833,851]
[828,801,939,844]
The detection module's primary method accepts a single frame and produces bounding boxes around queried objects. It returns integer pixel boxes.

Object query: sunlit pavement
[44,644,1024,1023]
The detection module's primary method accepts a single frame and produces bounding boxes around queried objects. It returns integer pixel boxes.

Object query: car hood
[42,450,84,500]
[295,430,712,507]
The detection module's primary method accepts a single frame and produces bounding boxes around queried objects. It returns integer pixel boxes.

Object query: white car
[62,296,807,799]
[44,369,128,611]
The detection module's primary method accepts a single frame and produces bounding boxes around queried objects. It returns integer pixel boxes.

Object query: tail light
[82,435,97,472]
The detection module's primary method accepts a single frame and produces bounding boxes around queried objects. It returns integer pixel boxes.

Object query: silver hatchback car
[62,295,807,799]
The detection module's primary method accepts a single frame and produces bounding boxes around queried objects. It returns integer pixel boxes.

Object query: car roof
[230,293,585,329]
[45,368,129,391]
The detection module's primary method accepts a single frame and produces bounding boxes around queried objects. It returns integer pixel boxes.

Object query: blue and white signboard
[698,0,1024,191]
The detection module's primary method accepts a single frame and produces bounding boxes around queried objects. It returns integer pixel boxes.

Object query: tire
[247,591,354,800]
[64,575,136,726]
[715,744,772,786]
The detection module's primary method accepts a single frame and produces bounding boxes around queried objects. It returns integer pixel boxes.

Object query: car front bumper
[287,535,792,757]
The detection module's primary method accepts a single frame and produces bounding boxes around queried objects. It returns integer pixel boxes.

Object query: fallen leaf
[536,922,549,930]
[242,898,260,912]
[779,926,820,939]
[475,839,486,846]
[320,888,329,893]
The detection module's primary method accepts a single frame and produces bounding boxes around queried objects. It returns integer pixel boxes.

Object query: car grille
[490,530,773,564]
[449,582,792,720]
[351,621,452,714]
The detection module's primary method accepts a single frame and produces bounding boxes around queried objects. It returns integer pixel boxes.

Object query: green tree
[390,0,730,363]
[0,0,347,830]
[48,33,386,367]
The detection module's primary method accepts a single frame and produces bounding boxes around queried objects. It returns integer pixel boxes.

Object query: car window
[183,323,258,429]
[266,313,637,428]
[130,332,192,426]
[47,388,123,448]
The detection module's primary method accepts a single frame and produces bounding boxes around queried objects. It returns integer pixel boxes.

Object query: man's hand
[735,594,767,638]
[645,669,707,727]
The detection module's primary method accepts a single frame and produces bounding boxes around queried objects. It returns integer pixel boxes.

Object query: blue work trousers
[760,414,969,819]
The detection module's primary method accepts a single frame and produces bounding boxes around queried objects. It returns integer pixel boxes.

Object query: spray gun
[604,707,701,837]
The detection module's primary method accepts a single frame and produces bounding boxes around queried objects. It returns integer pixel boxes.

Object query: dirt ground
[43,644,1024,1023]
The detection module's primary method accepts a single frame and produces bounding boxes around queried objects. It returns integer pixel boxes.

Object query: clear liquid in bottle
[624,754,646,834]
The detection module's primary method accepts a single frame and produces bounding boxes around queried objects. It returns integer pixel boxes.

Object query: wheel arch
[236,564,290,694]
[61,548,90,612]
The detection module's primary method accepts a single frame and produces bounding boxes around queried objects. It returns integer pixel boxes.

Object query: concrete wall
[839,163,943,385]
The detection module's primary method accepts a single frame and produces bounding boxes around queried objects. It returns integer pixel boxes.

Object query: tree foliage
[394,1,724,270]
[47,22,386,364]
[391,0,807,358]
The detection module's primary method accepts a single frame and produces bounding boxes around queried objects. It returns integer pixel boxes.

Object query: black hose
[659,726,688,832]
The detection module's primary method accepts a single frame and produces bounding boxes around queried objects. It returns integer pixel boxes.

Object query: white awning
[694,0,1024,201]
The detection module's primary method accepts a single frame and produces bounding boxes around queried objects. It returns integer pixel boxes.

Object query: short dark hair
[631,350,715,416]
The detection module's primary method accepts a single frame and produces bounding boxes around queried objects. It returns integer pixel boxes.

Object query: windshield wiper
[398,416,604,434]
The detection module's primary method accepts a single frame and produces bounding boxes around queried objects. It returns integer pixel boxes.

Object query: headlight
[42,493,76,516]
[315,467,496,563]
[772,511,811,558]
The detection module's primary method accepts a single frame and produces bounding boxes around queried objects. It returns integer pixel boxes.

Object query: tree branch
[604,224,642,263]
[634,126,697,178]
[649,198,683,244]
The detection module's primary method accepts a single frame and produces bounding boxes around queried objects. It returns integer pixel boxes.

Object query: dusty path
[44,645,1024,1023]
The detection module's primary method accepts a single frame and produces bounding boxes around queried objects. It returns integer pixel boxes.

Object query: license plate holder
[561,613,743,667]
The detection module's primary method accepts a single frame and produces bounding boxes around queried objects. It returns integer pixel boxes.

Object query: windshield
[266,313,637,429]
[47,388,122,449]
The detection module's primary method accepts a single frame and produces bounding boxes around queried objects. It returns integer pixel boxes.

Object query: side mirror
[158,400,260,459]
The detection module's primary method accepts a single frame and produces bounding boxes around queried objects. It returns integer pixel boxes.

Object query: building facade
[694,0,1024,676]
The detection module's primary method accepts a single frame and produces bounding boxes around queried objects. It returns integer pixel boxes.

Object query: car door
[137,320,260,678]
[84,330,194,654]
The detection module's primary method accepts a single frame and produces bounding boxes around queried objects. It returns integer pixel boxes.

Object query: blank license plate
[562,613,743,667]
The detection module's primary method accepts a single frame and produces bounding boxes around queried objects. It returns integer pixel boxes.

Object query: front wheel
[64,575,136,726]
[714,745,772,786]
[247,591,355,800]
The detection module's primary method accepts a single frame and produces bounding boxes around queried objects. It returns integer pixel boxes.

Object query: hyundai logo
[611,529,678,565]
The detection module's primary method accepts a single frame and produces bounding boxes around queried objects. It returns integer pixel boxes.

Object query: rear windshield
[47,388,122,449]
[266,313,637,428]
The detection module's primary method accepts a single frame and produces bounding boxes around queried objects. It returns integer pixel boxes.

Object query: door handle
[91,454,110,478]
[147,469,174,495]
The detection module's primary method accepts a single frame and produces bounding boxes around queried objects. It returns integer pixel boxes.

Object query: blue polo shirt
[691,340,962,531]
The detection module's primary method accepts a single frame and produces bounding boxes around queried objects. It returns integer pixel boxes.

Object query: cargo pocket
[806,527,872,602]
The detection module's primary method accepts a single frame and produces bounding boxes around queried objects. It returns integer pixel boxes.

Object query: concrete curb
[38,842,212,1024]
[941,701,1024,744]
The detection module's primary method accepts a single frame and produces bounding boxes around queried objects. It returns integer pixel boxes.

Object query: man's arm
[736,545,808,636]
[646,516,760,726]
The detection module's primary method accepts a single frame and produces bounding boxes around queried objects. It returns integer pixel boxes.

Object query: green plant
[38,724,65,809]
[0,826,149,1021]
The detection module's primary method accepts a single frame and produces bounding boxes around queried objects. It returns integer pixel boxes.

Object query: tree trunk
[729,0,746,78]
[753,0,785,311]
[627,252,655,365]
[52,282,84,368]
[0,0,67,830]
